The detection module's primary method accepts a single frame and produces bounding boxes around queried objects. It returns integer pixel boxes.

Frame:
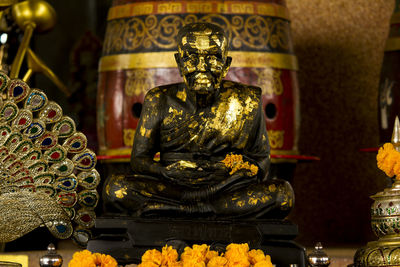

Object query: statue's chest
[161,94,257,146]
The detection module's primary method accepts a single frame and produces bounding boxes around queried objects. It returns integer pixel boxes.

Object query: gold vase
[354,114,400,266]
[354,180,400,266]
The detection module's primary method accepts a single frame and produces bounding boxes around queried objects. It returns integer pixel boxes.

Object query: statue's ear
[222,56,232,77]
[175,53,183,77]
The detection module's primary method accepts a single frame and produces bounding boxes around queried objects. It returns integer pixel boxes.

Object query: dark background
[25,0,395,247]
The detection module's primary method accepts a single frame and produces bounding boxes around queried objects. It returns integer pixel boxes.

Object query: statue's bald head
[175,22,231,95]
[177,23,229,57]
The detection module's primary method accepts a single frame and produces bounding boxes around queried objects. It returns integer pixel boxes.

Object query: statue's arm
[130,88,165,177]
[243,95,270,181]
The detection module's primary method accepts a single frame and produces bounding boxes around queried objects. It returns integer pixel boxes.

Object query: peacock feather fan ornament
[0,71,99,247]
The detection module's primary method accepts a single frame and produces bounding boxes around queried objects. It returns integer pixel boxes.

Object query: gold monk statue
[103,23,294,219]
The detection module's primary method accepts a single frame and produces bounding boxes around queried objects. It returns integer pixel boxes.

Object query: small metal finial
[308,242,330,267]
[39,243,63,267]
[392,116,400,151]
[47,243,55,252]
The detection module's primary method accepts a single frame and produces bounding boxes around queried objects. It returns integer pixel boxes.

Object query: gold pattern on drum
[267,130,284,149]
[255,68,283,96]
[108,2,289,21]
[157,3,182,13]
[103,14,291,54]
[125,69,155,97]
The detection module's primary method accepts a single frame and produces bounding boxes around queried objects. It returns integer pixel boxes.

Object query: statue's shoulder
[221,80,261,99]
[144,82,185,101]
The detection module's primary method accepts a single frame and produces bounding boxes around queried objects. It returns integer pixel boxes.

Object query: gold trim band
[108,1,289,20]
[99,148,131,156]
[270,149,299,155]
[99,51,298,71]
[385,37,400,52]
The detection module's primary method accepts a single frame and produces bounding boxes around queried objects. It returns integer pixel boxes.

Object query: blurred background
[16,0,395,248]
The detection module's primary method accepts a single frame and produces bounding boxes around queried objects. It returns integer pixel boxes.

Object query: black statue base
[88,217,306,266]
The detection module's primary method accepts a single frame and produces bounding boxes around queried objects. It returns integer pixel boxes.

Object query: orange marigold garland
[68,250,118,267]
[222,154,258,176]
[225,243,251,267]
[138,244,273,267]
[377,143,400,179]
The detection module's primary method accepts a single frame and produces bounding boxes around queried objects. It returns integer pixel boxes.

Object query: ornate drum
[379,0,400,143]
[97,0,300,164]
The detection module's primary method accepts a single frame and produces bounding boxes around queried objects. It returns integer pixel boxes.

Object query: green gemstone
[58,165,68,172]
[30,127,38,134]
[84,177,94,183]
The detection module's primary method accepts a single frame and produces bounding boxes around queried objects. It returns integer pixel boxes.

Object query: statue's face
[176,29,231,95]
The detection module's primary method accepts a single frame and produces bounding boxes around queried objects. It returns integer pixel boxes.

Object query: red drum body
[97,0,300,162]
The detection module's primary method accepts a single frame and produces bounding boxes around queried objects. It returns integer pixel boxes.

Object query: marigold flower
[68,250,117,267]
[254,260,273,267]
[182,258,205,267]
[168,261,183,267]
[227,260,250,267]
[248,249,266,264]
[377,143,400,179]
[141,249,162,266]
[192,244,210,256]
[68,257,96,267]
[137,243,274,267]
[93,253,118,267]
[207,256,227,267]
[137,262,159,267]
[181,244,209,264]
[226,243,249,254]
[71,250,93,260]
[69,250,96,267]
[161,245,179,266]
[225,243,250,267]
[205,250,219,263]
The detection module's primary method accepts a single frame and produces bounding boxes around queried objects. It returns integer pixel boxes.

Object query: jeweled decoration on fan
[0,71,99,246]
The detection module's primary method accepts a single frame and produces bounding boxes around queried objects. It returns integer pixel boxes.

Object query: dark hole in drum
[265,103,277,119]
[132,102,143,118]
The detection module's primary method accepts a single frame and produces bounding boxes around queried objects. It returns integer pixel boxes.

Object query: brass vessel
[371,181,400,240]
[354,117,400,266]
[11,0,56,33]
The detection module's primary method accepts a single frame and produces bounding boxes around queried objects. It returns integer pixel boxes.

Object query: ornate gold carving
[123,129,135,147]
[108,2,289,20]
[231,3,254,14]
[157,3,182,13]
[216,3,229,13]
[257,4,288,17]
[125,69,155,96]
[230,15,289,50]
[134,4,154,16]
[267,130,284,149]
[187,2,212,13]
[255,68,283,95]
[108,3,153,18]
[103,14,291,55]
